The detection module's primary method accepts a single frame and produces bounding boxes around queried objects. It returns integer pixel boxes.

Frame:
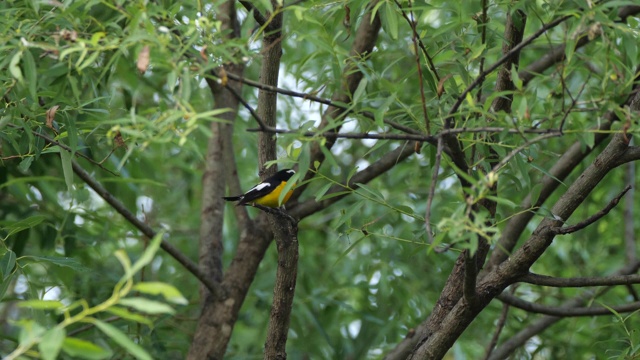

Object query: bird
[223,169,296,208]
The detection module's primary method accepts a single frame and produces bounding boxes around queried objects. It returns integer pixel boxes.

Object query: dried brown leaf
[437,74,453,98]
[137,45,150,74]
[46,105,59,132]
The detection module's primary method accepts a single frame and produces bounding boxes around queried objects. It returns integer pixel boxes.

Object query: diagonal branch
[498,293,640,317]
[520,272,640,287]
[551,185,631,235]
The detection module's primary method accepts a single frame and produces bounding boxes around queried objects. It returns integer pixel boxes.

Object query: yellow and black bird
[223,169,296,208]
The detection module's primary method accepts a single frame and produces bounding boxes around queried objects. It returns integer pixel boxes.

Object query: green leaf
[17,319,46,346]
[118,297,175,314]
[0,273,13,299]
[123,232,163,281]
[20,256,86,271]
[18,300,64,310]
[39,327,66,360]
[132,282,188,305]
[18,156,34,172]
[66,117,78,155]
[59,148,74,192]
[62,337,113,360]
[383,2,398,39]
[484,195,517,209]
[315,182,333,202]
[94,320,153,360]
[1,250,16,280]
[355,183,385,201]
[1,215,46,238]
[9,50,24,83]
[22,49,37,100]
[353,78,368,103]
[105,306,154,327]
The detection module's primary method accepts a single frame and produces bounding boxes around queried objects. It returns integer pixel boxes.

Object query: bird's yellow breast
[253,181,293,208]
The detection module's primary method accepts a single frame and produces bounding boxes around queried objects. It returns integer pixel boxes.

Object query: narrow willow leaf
[118,297,175,314]
[62,337,112,360]
[132,282,188,305]
[59,148,74,192]
[94,320,152,360]
[39,327,66,360]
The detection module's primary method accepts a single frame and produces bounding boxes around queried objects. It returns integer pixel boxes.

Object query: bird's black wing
[235,181,273,205]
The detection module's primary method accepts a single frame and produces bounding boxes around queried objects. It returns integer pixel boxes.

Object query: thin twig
[520,272,640,287]
[498,292,640,317]
[483,286,515,360]
[551,185,631,235]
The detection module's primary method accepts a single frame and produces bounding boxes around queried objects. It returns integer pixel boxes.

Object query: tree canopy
[2,0,640,359]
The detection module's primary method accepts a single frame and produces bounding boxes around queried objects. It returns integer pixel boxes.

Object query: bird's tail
[223,196,242,201]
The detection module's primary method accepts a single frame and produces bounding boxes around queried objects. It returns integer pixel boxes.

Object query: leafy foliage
[1,0,640,358]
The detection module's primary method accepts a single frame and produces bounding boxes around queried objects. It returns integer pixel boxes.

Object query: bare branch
[551,185,631,235]
[498,293,640,317]
[520,272,640,287]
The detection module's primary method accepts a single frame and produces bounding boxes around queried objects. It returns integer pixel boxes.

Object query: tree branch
[520,272,640,287]
[551,185,631,235]
[498,293,640,317]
